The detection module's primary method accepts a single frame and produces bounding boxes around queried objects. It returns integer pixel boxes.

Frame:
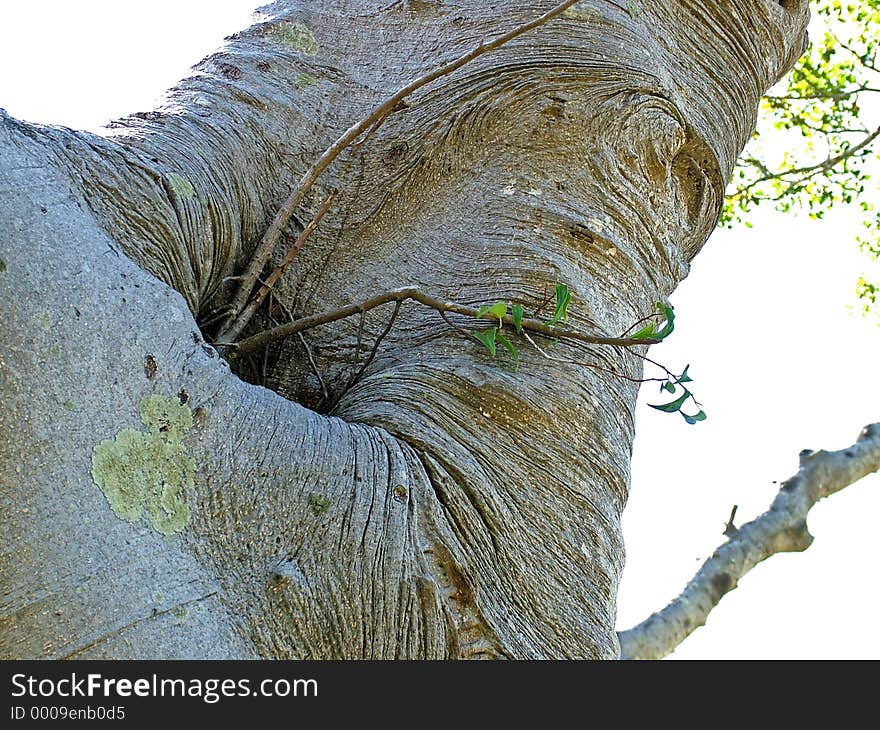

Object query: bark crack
[60,591,220,660]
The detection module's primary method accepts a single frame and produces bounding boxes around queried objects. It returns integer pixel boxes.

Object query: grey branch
[618,422,880,660]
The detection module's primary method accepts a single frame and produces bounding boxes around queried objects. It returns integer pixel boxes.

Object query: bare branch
[618,423,880,660]
[219,191,336,342]
[763,84,880,103]
[220,0,581,334]
[729,125,880,201]
[218,286,658,359]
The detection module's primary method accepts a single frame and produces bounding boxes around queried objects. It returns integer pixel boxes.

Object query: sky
[1,1,877,659]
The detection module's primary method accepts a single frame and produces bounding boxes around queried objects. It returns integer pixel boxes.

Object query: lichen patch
[91,395,196,536]
[164,172,195,201]
[270,22,319,55]
[294,71,317,90]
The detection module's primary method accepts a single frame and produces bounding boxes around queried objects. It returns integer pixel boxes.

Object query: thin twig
[261,342,270,385]
[342,300,403,398]
[220,0,581,333]
[219,286,659,359]
[298,332,329,404]
[625,348,688,387]
[522,331,660,384]
[219,191,337,342]
[531,286,556,319]
[355,310,367,364]
[199,306,234,330]
[619,312,664,338]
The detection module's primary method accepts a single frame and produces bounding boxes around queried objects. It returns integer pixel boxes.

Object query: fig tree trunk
[0,0,808,659]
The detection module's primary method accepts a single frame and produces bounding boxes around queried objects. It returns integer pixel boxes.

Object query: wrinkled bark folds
[1,1,808,658]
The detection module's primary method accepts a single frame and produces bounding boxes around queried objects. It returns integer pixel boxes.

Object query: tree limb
[217,0,581,341]
[618,422,880,660]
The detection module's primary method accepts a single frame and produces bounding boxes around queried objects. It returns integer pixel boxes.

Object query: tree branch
[217,0,581,339]
[617,422,880,660]
[729,125,880,201]
[763,84,880,102]
[218,286,658,359]
[220,191,336,342]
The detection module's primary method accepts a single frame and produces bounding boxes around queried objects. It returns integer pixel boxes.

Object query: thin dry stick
[219,0,581,336]
[329,300,404,409]
[220,286,659,359]
[221,191,337,343]
[522,330,660,384]
[298,332,329,404]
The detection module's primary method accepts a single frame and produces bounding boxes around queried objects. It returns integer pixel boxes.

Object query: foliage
[649,365,706,425]
[630,302,676,341]
[724,0,880,316]
[474,286,704,423]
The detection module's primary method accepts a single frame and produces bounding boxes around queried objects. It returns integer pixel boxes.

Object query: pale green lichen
[294,71,317,90]
[563,2,597,20]
[91,395,195,536]
[270,22,318,55]
[307,493,331,516]
[165,172,195,201]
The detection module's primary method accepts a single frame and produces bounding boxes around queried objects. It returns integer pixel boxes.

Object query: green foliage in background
[724,0,880,316]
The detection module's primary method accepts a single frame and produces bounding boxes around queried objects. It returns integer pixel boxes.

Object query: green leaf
[495,331,520,370]
[675,365,693,384]
[511,304,524,334]
[474,327,497,357]
[682,410,707,425]
[547,283,571,325]
[633,302,675,341]
[478,301,508,322]
[651,301,675,340]
[662,382,676,393]
[649,390,690,413]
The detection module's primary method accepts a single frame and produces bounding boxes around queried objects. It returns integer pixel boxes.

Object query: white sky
[1,1,877,659]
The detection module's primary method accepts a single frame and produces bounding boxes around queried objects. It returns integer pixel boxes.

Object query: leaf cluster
[725,0,880,316]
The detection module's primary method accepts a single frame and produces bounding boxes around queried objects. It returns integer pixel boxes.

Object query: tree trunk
[0,1,809,659]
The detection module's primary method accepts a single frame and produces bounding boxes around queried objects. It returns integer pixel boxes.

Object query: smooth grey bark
[0,1,809,659]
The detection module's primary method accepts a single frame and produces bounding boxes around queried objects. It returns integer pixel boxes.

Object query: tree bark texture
[0,1,809,659]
